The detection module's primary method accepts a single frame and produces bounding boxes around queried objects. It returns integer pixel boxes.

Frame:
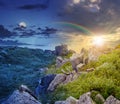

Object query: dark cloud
[0,39,46,47]
[56,0,120,33]
[18,3,48,10]
[13,25,58,37]
[0,25,13,38]
[40,27,58,36]
[0,40,28,46]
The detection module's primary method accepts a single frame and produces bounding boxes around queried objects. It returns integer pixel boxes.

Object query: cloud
[18,4,48,10]
[0,25,14,38]
[0,40,29,46]
[13,25,58,37]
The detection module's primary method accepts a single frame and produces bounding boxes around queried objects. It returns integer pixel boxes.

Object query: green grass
[50,48,120,103]
[46,62,73,74]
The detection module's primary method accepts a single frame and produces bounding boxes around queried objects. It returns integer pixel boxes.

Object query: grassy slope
[50,47,120,103]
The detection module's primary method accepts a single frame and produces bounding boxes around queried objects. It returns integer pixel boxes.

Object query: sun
[19,22,27,28]
[92,36,105,46]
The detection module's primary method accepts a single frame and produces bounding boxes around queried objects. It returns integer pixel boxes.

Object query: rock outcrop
[95,94,105,104]
[55,96,78,104]
[55,45,68,56]
[56,56,70,68]
[2,90,41,104]
[76,63,85,70]
[70,53,84,72]
[77,92,94,104]
[47,74,66,91]
[104,95,120,104]
[88,46,103,62]
[65,96,78,104]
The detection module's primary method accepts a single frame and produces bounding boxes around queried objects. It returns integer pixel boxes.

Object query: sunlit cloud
[58,32,120,52]
[73,0,80,4]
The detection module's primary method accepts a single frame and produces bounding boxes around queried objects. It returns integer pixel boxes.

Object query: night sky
[0,0,120,52]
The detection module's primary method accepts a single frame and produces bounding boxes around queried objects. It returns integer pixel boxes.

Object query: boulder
[55,96,78,104]
[77,92,94,104]
[56,56,70,68]
[2,90,41,104]
[86,68,95,72]
[55,101,66,104]
[95,94,105,104]
[47,74,66,91]
[76,63,85,70]
[104,95,120,104]
[55,45,68,56]
[70,53,84,72]
[65,96,78,104]
[63,74,73,84]
[88,46,103,62]
[56,56,64,68]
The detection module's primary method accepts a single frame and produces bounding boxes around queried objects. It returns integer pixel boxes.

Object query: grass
[46,62,73,74]
[49,48,120,103]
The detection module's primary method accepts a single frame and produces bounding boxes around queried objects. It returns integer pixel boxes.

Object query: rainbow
[55,22,94,35]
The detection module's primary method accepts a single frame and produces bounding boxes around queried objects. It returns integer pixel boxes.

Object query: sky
[0,0,120,52]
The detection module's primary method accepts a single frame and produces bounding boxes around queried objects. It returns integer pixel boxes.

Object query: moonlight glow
[92,36,105,46]
[19,22,27,28]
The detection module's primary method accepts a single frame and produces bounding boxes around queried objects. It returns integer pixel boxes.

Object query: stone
[55,45,68,56]
[55,96,78,104]
[104,95,120,104]
[88,46,103,62]
[70,53,84,72]
[2,90,41,104]
[63,74,73,84]
[55,101,66,104]
[47,74,66,91]
[77,92,94,104]
[56,56,64,68]
[76,63,85,70]
[65,96,78,104]
[95,94,105,104]
[86,68,95,72]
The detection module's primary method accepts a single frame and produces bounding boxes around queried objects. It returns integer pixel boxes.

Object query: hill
[0,46,55,101]
[48,45,120,104]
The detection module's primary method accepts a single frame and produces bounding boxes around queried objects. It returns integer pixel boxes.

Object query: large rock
[47,74,66,91]
[56,56,64,68]
[70,53,84,72]
[65,96,78,104]
[55,96,78,104]
[55,101,66,104]
[2,90,41,104]
[88,46,103,62]
[76,63,85,70]
[95,94,105,104]
[63,74,73,84]
[104,95,120,104]
[56,56,70,68]
[77,92,94,104]
[55,45,68,56]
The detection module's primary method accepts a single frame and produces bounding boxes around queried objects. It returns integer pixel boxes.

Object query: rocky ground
[1,45,120,104]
